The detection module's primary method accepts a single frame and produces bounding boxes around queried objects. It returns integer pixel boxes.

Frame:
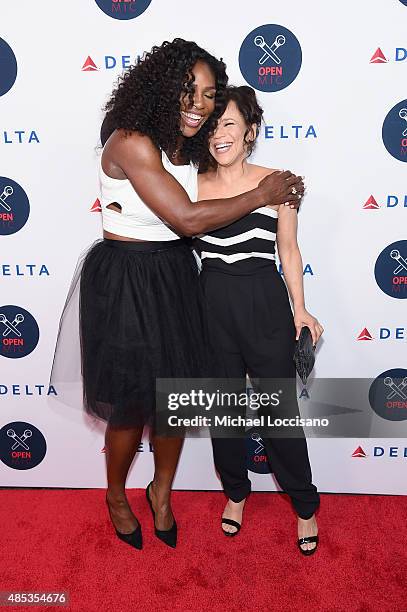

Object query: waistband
[200,260,277,277]
[103,238,188,252]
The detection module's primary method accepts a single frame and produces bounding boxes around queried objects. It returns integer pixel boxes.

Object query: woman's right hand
[258,170,305,208]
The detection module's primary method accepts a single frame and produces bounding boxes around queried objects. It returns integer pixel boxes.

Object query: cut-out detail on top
[106,202,122,214]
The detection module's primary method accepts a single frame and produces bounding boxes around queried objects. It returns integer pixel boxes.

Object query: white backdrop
[1,0,406,493]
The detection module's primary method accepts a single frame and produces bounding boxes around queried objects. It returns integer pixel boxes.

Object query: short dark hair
[221,86,263,155]
[200,85,263,171]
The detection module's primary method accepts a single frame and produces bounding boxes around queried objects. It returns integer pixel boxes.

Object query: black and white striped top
[194,206,278,275]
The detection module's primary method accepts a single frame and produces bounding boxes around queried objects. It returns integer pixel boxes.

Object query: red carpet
[1,490,406,612]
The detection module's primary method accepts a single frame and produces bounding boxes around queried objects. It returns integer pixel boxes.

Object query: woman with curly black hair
[52,39,304,551]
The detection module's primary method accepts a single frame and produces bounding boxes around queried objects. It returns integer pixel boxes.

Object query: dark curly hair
[200,85,264,172]
[101,38,228,166]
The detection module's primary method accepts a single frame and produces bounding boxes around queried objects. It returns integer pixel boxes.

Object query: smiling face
[209,100,256,167]
[179,60,216,138]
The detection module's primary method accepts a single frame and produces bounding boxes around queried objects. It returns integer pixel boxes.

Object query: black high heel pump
[106,496,143,550]
[146,482,177,548]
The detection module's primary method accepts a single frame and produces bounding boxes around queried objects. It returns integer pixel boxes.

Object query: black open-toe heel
[221,518,241,537]
[146,482,177,548]
[298,534,319,556]
[105,496,143,550]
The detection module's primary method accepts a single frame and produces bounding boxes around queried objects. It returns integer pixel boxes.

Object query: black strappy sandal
[221,518,241,537]
[298,534,319,556]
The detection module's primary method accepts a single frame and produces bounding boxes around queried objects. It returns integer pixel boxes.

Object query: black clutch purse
[293,326,315,385]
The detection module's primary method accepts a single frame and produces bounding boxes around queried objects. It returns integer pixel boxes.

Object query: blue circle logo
[0,38,17,97]
[245,430,271,474]
[94,0,152,20]
[239,24,302,92]
[369,368,407,421]
[0,422,46,469]
[0,177,30,235]
[0,305,39,359]
[382,100,407,162]
[374,240,407,299]
[399,0,407,6]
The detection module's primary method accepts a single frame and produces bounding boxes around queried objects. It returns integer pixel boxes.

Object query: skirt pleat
[51,238,209,428]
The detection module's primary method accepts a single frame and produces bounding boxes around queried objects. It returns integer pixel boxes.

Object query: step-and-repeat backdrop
[1,1,406,493]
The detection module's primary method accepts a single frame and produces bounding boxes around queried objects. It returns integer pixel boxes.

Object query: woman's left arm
[276,207,324,345]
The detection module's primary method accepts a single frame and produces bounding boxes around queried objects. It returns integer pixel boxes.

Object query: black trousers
[201,264,320,520]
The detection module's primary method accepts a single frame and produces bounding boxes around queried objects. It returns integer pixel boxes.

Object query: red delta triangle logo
[352,446,367,458]
[369,48,388,64]
[82,56,98,72]
[363,195,380,209]
[356,328,374,341]
[90,198,101,213]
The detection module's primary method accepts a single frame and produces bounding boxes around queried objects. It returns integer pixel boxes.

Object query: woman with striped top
[196,86,324,555]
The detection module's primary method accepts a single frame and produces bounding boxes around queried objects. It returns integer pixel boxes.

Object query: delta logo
[352,445,407,458]
[352,446,367,457]
[356,327,407,341]
[369,47,407,64]
[81,54,141,72]
[2,130,40,145]
[356,328,373,341]
[82,56,98,72]
[363,194,407,209]
[264,124,317,140]
[90,198,101,212]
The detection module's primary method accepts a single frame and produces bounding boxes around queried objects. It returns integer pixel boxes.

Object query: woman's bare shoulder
[248,163,279,180]
[248,164,280,210]
[104,129,158,158]
[102,130,161,177]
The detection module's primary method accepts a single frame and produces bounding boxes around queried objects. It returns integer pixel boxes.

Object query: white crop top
[99,150,198,240]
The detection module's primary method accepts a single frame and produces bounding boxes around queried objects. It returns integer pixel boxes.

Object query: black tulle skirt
[51,238,209,428]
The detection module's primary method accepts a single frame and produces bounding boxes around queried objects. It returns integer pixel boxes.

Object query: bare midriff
[103,230,148,242]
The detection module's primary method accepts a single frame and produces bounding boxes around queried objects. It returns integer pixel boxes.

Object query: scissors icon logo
[254,34,286,65]
[239,25,302,93]
[7,428,33,451]
[0,313,24,337]
[399,108,407,137]
[390,249,407,275]
[251,432,265,454]
[0,305,40,359]
[0,422,47,469]
[383,377,407,401]
[0,186,13,212]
